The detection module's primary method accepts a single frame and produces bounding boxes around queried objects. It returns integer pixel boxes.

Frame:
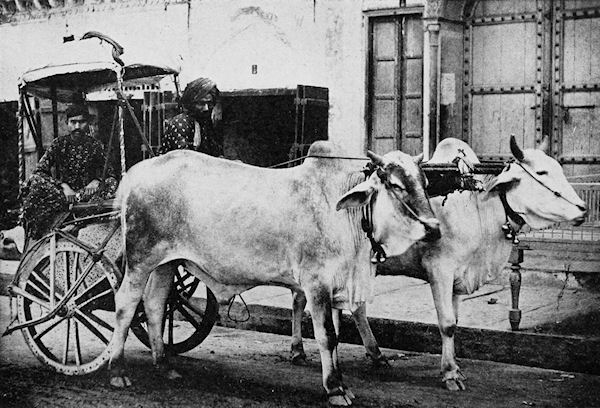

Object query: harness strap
[515,162,583,208]
[498,189,525,228]
[498,189,524,245]
[362,203,387,264]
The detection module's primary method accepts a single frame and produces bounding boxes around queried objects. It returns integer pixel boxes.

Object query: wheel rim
[16,239,119,375]
[132,265,218,355]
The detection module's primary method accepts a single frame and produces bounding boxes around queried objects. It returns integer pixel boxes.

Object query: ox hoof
[444,378,466,391]
[369,353,391,368]
[327,388,353,406]
[110,375,132,388]
[342,386,355,400]
[166,369,182,380]
[291,351,308,366]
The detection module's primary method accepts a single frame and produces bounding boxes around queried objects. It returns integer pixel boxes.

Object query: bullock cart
[3,33,219,375]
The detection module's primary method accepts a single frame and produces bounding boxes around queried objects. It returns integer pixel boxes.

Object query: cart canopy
[18,34,181,102]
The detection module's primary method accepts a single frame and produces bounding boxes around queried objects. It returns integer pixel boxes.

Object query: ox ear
[486,170,520,193]
[336,179,376,211]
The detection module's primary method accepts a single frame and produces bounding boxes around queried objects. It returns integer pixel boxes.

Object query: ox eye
[536,170,548,176]
[390,183,405,191]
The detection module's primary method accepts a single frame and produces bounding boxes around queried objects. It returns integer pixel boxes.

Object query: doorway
[367,13,424,156]
[465,0,600,177]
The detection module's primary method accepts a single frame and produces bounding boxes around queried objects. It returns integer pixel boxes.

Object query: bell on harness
[501,221,520,245]
[370,247,386,264]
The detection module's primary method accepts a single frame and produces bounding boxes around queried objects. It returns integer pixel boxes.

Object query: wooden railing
[509,182,600,331]
[521,183,600,241]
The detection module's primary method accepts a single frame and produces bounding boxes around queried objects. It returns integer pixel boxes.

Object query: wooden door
[368,14,423,155]
[466,0,600,176]
[466,0,542,160]
[557,0,600,176]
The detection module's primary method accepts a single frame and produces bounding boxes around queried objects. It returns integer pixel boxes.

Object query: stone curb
[3,273,598,375]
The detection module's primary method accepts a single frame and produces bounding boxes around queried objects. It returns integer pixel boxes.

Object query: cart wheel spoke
[173,301,204,332]
[77,288,113,311]
[74,320,82,366]
[33,315,68,341]
[74,311,111,345]
[167,306,175,346]
[75,252,91,291]
[64,251,71,291]
[62,317,71,365]
[29,268,65,303]
[75,308,113,333]
[72,275,112,305]
[175,292,206,317]
[174,269,198,295]
[20,291,51,310]
[29,269,51,297]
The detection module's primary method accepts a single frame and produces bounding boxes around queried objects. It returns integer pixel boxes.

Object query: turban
[180,77,219,111]
[65,103,90,120]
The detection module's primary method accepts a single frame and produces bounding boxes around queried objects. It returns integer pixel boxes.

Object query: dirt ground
[2,309,600,408]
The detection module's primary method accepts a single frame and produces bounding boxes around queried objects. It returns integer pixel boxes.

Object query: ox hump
[429,138,480,164]
[304,141,356,171]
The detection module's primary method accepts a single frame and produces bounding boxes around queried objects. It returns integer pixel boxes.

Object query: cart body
[4,33,218,375]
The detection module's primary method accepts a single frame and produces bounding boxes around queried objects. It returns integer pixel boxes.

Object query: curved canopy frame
[17,33,181,187]
[19,33,180,102]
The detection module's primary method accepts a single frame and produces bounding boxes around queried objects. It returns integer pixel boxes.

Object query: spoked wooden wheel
[15,237,121,375]
[132,265,219,355]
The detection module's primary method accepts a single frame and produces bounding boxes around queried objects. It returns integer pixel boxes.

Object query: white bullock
[107,141,440,406]
[290,136,587,391]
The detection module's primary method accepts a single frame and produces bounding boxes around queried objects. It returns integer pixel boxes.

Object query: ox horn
[538,135,549,153]
[509,134,525,162]
[367,150,385,166]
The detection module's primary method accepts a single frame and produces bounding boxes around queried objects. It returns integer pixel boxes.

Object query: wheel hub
[57,301,78,318]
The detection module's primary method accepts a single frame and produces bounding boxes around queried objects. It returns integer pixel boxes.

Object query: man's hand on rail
[61,183,77,203]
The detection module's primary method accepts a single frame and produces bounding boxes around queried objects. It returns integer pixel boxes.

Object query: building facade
[0,0,598,178]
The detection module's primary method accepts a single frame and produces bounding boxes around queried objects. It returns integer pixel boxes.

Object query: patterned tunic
[22,133,117,240]
[159,112,223,157]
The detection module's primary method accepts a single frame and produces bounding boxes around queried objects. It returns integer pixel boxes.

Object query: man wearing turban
[159,77,223,157]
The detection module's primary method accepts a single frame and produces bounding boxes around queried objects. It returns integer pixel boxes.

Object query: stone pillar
[422,0,444,158]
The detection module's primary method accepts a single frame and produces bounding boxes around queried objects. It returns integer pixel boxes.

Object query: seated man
[160,77,223,156]
[21,102,117,242]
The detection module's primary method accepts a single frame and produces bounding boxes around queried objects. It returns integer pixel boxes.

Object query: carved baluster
[508,247,523,331]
